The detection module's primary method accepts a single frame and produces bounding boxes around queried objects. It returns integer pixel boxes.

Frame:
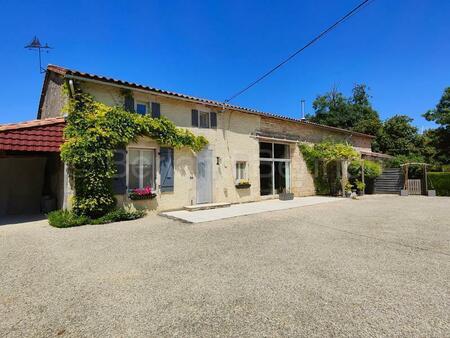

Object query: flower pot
[279,192,294,200]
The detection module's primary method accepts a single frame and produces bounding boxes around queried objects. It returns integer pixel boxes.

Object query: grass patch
[48,207,146,228]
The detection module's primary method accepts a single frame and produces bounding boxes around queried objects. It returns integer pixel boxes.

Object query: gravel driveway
[1,195,449,337]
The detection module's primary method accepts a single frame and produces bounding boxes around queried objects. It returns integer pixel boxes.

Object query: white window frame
[126,147,156,190]
[135,101,148,115]
[235,161,248,182]
[259,142,291,195]
[199,111,210,128]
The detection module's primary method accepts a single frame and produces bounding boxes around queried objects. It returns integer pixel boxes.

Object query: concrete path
[161,196,342,223]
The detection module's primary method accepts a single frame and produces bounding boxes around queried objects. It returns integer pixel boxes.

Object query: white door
[196,149,213,204]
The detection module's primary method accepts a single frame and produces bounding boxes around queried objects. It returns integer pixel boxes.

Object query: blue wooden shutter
[124,96,135,112]
[112,148,127,194]
[191,109,199,127]
[160,147,174,192]
[151,102,161,118]
[210,112,217,128]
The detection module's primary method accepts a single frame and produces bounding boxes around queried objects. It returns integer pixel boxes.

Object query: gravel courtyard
[1,195,449,337]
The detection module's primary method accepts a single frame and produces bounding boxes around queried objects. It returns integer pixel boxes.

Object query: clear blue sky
[1,0,449,130]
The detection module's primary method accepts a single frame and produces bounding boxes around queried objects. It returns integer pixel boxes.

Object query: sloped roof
[0,117,65,152]
[44,65,376,139]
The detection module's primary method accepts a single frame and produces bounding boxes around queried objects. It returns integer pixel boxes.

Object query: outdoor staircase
[374,168,403,194]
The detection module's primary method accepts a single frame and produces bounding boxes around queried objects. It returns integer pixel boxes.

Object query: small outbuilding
[0,118,66,215]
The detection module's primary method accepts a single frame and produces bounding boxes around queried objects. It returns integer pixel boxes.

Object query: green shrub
[90,207,146,225]
[428,172,450,196]
[48,210,89,228]
[348,160,382,179]
[48,207,146,228]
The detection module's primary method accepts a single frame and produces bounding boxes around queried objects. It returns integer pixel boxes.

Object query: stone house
[0,65,387,215]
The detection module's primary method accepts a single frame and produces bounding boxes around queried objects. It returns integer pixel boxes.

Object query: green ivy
[299,140,360,195]
[60,88,208,218]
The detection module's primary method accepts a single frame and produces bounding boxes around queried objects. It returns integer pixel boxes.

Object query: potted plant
[344,182,353,198]
[235,179,251,189]
[279,188,294,200]
[128,186,157,200]
[355,180,366,196]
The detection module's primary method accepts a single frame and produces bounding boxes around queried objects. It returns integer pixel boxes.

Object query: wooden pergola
[400,162,430,194]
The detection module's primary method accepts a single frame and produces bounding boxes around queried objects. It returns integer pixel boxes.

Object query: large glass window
[128,148,155,189]
[259,142,291,195]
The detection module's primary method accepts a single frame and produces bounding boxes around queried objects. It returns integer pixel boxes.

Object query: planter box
[279,192,294,200]
[128,193,157,200]
[235,183,251,189]
[427,190,436,197]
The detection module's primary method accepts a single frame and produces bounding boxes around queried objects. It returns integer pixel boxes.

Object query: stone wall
[39,72,67,119]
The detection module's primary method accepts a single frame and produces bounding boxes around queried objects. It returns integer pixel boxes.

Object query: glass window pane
[128,149,140,189]
[259,161,273,195]
[236,162,246,180]
[136,103,147,115]
[199,112,210,128]
[142,150,154,188]
[274,143,289,159]
[259,142,272,158]
[274,161,287,194]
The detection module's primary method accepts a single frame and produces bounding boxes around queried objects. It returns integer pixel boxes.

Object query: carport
[0,118,66,215]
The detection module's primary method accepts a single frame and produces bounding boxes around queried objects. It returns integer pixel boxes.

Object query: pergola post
[341,159,349,197]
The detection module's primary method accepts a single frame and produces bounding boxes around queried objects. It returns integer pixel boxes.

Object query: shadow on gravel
[0,214,46,226]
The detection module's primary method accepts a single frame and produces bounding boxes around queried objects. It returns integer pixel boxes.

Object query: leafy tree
[376,115,423,157]
[423,87,450,164]
[308,84,382,136]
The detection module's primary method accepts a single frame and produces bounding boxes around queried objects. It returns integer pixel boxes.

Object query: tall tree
[376,115,423,157]
[423,87,450,164]
[308,84,382,136]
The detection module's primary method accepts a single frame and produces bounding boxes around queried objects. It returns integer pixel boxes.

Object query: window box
[128,186,157,200]
[235,179,251,189]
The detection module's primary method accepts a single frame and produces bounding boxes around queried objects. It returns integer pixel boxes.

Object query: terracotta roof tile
[0,118,65,152]
[46,65,375,139]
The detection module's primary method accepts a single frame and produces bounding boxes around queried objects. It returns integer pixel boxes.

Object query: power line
[224,0,375,103]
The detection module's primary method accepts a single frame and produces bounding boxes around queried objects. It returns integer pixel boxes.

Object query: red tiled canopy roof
[0,117,65,152]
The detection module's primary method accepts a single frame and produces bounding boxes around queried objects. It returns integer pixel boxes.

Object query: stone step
[184,202,231,211]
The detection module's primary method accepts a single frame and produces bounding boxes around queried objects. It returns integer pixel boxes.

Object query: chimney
[300,99,306,120]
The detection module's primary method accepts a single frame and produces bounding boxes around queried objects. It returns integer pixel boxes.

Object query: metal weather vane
[25,36,52,73]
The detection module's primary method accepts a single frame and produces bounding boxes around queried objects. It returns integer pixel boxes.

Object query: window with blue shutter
[210,112,217,128]
[112,148,127,194]
[160,147,174,192]
[124,96,135,112]
[191,109,199,127]
[151,102,161,118]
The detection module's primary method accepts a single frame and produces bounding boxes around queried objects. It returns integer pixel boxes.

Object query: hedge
[428,172,450,196]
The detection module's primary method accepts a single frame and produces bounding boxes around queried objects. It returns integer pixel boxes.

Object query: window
[128,148,155,189]
[259,142,291,195]
[192,110,217,128]
[236,161,247,181]
[136,102,148,115]
[199,111,210,128]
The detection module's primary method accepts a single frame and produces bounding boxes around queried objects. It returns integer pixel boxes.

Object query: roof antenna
[25,36,52,74]
[300,99,306,120]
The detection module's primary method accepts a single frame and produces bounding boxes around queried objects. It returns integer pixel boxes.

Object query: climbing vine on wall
[299,140,360,195]
[60,86,208,218]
